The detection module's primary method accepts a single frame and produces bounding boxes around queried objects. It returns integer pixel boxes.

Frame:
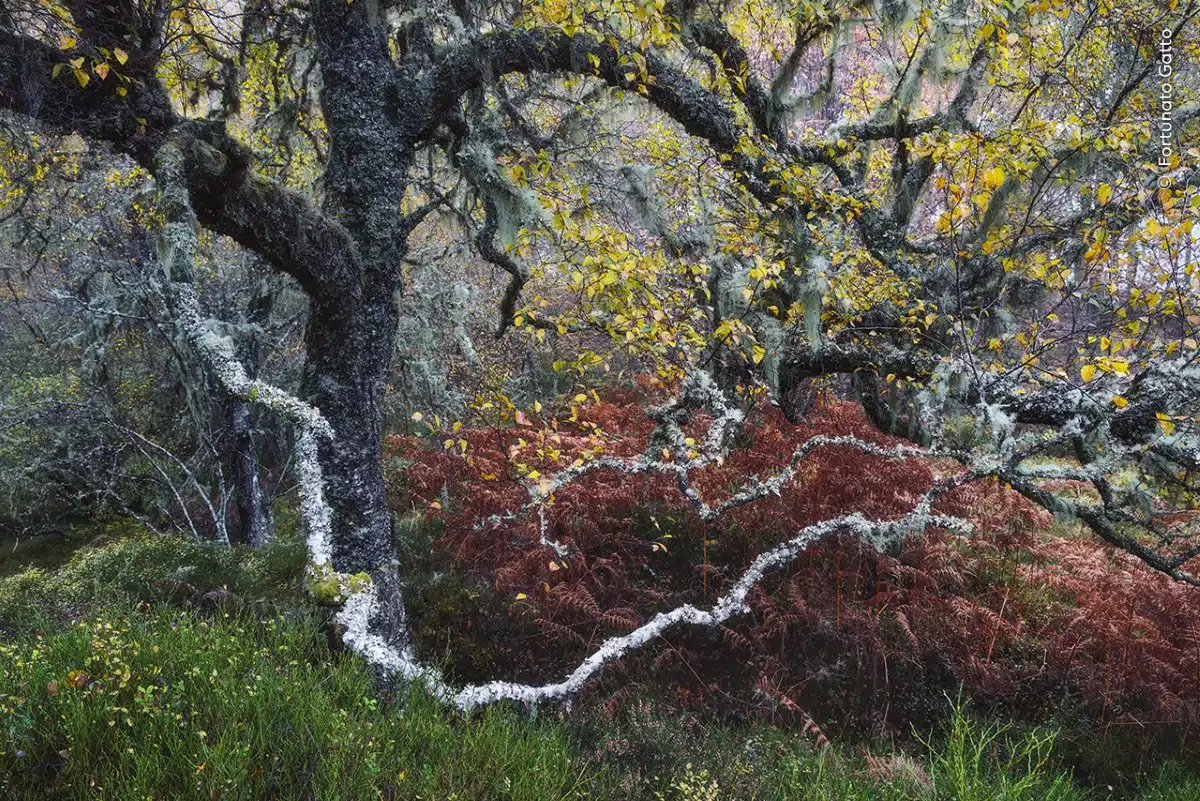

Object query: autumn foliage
[386,385,1200,738]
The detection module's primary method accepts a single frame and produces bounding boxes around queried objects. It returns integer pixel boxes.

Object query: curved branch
[686,19,781,141]
[428,28,786,206]
[0,30,362,301]
[153,134,336,563]
[342,494,972,712]
[474,197,529,338]
[1004,474,1200,586]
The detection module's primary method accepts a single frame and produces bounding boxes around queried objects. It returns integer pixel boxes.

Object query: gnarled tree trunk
[301,275,400,575]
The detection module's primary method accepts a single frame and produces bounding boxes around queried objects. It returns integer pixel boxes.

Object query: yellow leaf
[73,69,89,87]
[1156,411,1176,435]
[1097,183,1113,205]
[1112,395,1128,408]
[534,400,542,413]
[60,36,77,50]
[1081,364,1097,382]
[982,167,1005,189]
[113,47,128,65]
[94,62,109,80]
[515,593,527,601]
[410,412,423,421]
[116,87,127,96]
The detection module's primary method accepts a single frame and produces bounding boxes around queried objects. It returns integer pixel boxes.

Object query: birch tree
[0,0,1198,703]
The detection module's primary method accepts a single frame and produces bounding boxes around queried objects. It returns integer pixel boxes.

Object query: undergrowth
[1,531,1199,799]
[0,601,1095,801]
[0,521,308,633]
[390,393,1200,755]
[0,607,584,800]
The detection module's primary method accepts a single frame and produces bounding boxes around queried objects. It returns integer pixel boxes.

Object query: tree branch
[427,28,785,206]
[0,30,362,301]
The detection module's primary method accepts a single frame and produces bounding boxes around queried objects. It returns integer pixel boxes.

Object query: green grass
[0,523,309,632]
[2,528,1200,800]
[922,694,1082,801]
[0,608,588,800]
[1138,765,1200,801]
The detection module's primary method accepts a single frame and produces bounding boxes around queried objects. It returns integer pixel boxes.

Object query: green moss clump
[307,564,345,604]
[346,571,372,593]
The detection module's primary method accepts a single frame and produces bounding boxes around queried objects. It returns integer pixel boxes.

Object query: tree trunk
[229,276,275,548]
[301,273,399,576]
[304,1,419,652]
[230,400,273,548]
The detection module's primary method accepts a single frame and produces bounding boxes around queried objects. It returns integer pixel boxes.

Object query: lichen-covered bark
[299,2,412,584]
[300,277,398,574]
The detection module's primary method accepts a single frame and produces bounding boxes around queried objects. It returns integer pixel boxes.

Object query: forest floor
[2,521,1200,800]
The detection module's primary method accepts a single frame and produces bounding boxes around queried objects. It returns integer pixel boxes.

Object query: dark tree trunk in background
[229,278,275,548]
[230,400,273,547]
